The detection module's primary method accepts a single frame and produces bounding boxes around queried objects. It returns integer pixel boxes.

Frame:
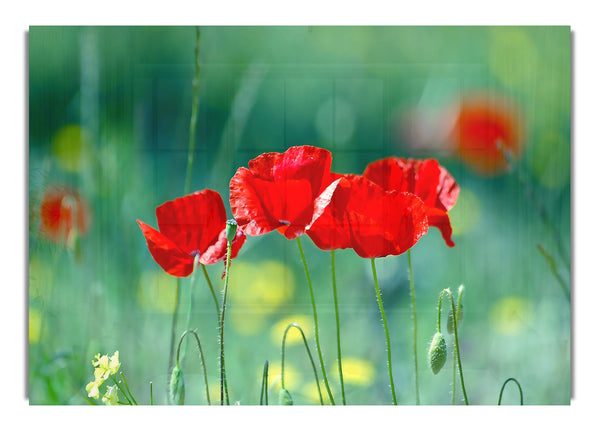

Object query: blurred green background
[28,26,571,405]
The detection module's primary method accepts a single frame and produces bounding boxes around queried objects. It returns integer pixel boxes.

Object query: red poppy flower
[38,186,91,244]
[137,189,246,277]
[449,94,524,175]
[363,157,459,247]
[307,174,429,258]
[229,145,340,240]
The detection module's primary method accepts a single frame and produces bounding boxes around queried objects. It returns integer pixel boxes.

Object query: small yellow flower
[102,385,119,405]
[86,351,121,399]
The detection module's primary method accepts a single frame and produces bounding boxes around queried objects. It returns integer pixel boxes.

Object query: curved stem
[371,258,397,405]
[176,329,211,405]
[331,250,346,404]
[442,288,469,405]
[407,249,420,404]
[280,322,324,405]
[295,237,335,405]
[219,242,232,405]
[498,377,523,405]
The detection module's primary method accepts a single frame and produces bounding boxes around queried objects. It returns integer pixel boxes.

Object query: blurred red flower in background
[449,94,524,175]
[137,190,246,277]
[307,174,429,258]
[229,145,340,240]
[38,186,90,245]
[363,157,459,247]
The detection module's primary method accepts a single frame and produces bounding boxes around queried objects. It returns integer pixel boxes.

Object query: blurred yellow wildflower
[50,124,93,172]
[102,385,119,405]
[330,357,375,386]
[29,308,42,344]
[228,260,295,334]
[137,271,177,313]
[271,315,313,346]
[490,296,533,335]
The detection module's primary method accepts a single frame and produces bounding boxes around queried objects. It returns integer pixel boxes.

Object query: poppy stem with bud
[219,220,237,405]
[280,322,324,405]
[371,258,398,405]
[436,287,468,405]
[296,237,336,405]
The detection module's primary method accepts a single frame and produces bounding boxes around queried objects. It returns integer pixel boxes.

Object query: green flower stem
[184,26,201,196]
[110,376,133,405]
[537,243,570,302]
[371,258,397,405]
[219,241,233,405]
[260,360,269,405]
[407,249,420,404]
[201,263,221,317]
[437,288,469,405]
[296,237,335,405]
[179,255,201,364]
[281,323,324,405]
[176,329,211,405]
[167,27,202,394]
[331,250,346,404]
[119,371,138,405]
[150,381,153,406]
[498,377,523,405]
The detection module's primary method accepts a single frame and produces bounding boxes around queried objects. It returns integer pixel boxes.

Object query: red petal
[155,190,227,255]
[200,228,247,265]
[137,220,195,277]
[230,146,336,239]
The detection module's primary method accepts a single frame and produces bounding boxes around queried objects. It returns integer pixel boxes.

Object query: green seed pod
[447,303,464,333]
[428,332,447,375]
[169,365,185,405]
[278,388,293,405]
[226,219,238,243]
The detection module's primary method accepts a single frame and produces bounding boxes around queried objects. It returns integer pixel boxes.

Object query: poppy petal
[156,190,227,255]
[137,220,195,277]
[200,228,247,265]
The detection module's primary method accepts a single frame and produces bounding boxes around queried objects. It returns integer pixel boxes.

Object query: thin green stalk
[219,242,233,405]
[281,322,324,405]
[202,263,221,317]
[119,372,138,405]
[451,286,464,405]
[167,27,202,395]
[260,361,269,405]
[180,255,201,364]
[176,329,211,405]
[331,250,346,404]
[498,377,523,405]
[295,237,335,405]
[407,249,420,404]
[371,258,397,405]
[150,381,153,406]
[184,26,202,195]
[438,288,468,405]
[537,243,570,302]
[110,376,133,405]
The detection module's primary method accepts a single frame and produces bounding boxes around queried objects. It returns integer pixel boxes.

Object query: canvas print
[28,26,571,405]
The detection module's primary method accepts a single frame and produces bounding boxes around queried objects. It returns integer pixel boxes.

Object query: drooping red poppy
[38,186,91,244]
[449,94,524,175]
[137,189,246,277]
[229,145,341,240]
[307,174,429,258]
[363,157,459,247]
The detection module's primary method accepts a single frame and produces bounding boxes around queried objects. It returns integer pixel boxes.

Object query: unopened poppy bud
[278,388,293,405]
[428,332,447,375]
[169,365,185,405]
[447,303,464,333]
[226,219,238,243]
